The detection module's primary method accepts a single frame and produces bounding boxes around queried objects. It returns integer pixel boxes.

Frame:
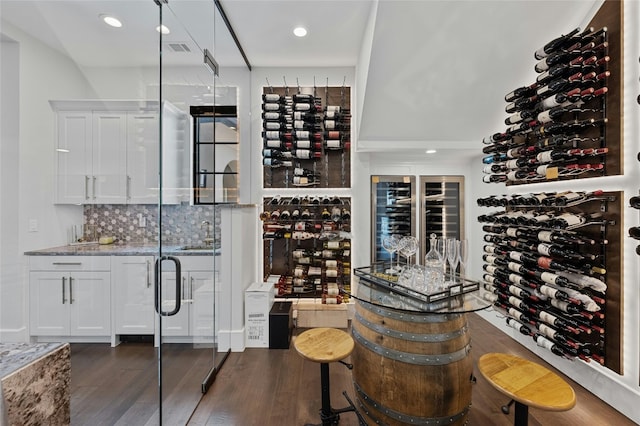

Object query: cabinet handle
[69,276,74,304]
[85,176,90,200]
[190,276,194,301]
[61,277,67,304]
[92,176,97,200]
[53,262,82,266]
[146,260,151,288]
[182,276,187,302]
[126,175,131,200]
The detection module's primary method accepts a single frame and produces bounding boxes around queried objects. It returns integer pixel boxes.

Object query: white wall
[0,21,91,341]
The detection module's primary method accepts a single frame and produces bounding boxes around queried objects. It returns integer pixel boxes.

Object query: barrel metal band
[352,326,470,365]
[358,299,461,323]
[353,381,470,425]
[354,311,468,343]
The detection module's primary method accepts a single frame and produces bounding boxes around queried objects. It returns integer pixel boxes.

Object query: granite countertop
[24,243,220,256]
[0,343,67,379]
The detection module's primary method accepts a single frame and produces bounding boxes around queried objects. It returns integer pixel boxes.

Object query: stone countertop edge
[23,244,220,256]
[0,342,68,379]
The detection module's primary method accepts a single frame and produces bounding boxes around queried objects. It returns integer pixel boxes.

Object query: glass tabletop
[350,263,490,314]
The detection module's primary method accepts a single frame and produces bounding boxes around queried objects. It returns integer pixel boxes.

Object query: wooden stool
[294,328,359,426]
[477,352,576,426]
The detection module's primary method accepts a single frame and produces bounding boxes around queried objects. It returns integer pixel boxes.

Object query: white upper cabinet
[51,100,186,205]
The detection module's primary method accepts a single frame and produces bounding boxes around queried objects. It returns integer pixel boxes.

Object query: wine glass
[458,239,469,281]
[381,235,398,273]
[399,236,418,265]
[446,238,459,284]
[393,235,407,272]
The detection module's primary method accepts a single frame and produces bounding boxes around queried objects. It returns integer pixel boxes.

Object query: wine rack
[261,196,351,303]
[262,84,351,189]
[481,24,620,185]
[477,190,622,372]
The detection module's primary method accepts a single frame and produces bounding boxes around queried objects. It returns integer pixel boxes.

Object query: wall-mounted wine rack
[261,196,351,304]
[478,190,622,372]
[262,85,351,189]
[481,19,621,185]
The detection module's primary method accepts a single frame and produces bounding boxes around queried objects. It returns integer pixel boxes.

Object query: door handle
[154,256,182,316]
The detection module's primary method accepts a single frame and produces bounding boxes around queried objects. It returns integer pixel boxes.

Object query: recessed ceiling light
[156,25,170,35]
[425,149,437,154]
[100,14,122,28]
[293,27,307,37]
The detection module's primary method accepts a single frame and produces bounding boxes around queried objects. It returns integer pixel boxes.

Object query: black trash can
[269,301,293,349]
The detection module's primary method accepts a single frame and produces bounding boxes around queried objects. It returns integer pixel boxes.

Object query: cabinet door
[160,270,190,337]
[69,272,111,336]
[55,111,92,204]
[127,113,159,204]
[29,272,70,335]
[112,257,155,334]
[92,112,127,203]
[190,271,216,339]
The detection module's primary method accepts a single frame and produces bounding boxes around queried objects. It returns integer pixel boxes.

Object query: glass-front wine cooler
[420,176,465,259]
[370,176,416,263]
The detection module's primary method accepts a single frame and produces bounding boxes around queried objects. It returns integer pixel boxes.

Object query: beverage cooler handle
[154,256,182,316]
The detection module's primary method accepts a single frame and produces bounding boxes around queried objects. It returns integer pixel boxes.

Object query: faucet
[201,220,213,244]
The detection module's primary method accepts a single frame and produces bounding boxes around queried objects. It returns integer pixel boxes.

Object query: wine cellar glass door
[419,176,465,262]
[370,176,416,263]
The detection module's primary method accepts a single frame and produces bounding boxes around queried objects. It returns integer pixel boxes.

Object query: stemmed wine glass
[399,236,418,265]
[394,235,407,272]
[446,238,460,284]
[458,239,469,281]
[381,235,399,274]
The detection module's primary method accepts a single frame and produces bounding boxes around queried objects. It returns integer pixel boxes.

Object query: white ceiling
[0,0,602,151]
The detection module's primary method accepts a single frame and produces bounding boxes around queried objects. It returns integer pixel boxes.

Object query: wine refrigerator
[370,176,416,263]
[419,176,465,259]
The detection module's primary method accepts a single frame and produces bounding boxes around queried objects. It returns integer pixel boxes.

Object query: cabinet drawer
[29,256,111,271]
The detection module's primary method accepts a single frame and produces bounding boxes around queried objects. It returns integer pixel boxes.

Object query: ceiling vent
[164,42,192,53]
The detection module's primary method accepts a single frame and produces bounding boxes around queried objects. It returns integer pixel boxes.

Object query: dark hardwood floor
[70,313,635,425]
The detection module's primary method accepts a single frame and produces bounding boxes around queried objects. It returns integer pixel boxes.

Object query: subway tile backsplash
[83,204,221,247]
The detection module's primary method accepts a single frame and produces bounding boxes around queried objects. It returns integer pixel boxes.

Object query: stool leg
[513,401,529,426]
[319,363,333,425]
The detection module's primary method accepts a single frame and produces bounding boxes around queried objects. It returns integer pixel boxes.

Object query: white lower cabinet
[29,256,111,338]
[160,256,217,342]
[112,256,155,335]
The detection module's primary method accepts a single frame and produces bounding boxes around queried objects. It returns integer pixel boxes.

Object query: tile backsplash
[83,204,221,248]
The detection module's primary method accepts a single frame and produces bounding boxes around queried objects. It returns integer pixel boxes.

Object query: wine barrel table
[477,352,576,426]
[350,265,489,426]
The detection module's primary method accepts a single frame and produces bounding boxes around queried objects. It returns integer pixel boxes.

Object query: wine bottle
[534,27,581,60]
[292,93,319,103]
[537,230,596,246]
[263,139,292,150]
[262,130,292,141]
[482,174,508,183]
[292,140,322,150]
[292,176,319,187]
[504,108,540,125]
[263,158,293,168]
[324,240,350,250]
[630,196,640,209]
[262,93,282,103]
[507,261,571,287]
[293,111,323,122]
[293,149,322,160]
[552,211,603,229]
[504,83,538,102]
[538,87,581,110]
[293,130,323,141]
[505,95,539,113]
[506,317,532,336]
[629,227,640,240]
[536,72,583,98]
[554,190,604,206]
[262,148,293,159]
[533,334,573,358]
[262,102,287,112]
